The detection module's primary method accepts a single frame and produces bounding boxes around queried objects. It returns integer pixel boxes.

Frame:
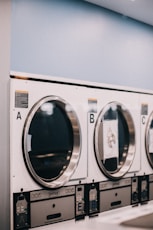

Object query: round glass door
[22,96,81,188]
[145,112,153,168]
[94,102,135,180]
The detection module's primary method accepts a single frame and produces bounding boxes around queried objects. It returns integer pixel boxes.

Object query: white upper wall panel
[84,0,153,26]
[11,0,153,89]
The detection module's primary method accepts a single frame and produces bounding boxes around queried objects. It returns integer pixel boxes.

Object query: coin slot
[47,213,61,220]
[111,200,121,207]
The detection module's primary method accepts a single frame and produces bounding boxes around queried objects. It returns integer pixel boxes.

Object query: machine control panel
[14,192,30,230]
[86,183,99,217]
[131,176,139,205]
[139,175,149,203]
[75,184,85,220]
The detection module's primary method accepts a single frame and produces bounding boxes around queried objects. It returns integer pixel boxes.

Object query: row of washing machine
[9,72,153,230]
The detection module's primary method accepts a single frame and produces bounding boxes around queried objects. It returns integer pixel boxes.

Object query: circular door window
[22,96,81,188]
[94,102,135,180]
[145,112,153,168]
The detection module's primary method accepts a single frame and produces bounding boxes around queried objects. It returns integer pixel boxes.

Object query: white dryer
[10,73,87,229]
[140,93,153,202]
[87,86,141,213]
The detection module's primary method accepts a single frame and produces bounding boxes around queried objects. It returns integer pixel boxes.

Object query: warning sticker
[141,104,148,115]
[88,98,97,113]
[15,90,28,108]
